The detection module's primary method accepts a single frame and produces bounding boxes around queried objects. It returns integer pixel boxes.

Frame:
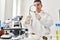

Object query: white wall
[0,0,21,20]
[42,0,60,23]
[4,0,13,20]
[0,0,5,21]
[20,0,34,16]
[17,0,21,16]
[0,0,13,20]
[12,0,17,18]
[12,0,21,18]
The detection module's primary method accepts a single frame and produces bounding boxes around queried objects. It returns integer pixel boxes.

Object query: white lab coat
[23,10,53,40]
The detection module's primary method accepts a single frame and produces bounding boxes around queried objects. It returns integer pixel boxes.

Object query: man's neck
[36,10,42,13]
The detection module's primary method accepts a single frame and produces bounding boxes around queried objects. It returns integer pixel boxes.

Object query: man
[24,0,53,40]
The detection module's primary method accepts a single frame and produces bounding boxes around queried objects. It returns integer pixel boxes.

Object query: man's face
[34,2,42,12]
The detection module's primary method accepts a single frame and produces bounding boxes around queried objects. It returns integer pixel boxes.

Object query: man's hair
[34,0,42,3]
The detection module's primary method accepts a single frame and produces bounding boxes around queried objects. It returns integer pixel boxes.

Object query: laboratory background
[0,0,60,40]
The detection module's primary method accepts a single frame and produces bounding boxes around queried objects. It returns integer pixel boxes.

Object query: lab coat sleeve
[40,13,53,27]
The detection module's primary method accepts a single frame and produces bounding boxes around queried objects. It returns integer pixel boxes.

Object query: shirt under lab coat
[23,10,53,40]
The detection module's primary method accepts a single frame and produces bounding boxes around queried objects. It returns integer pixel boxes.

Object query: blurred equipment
[13,16,23,27]
[13,16,23,21]
[0,16,29,39]
[0,30,4,36]
[0,21,5,36]
[55,24,60,40]
[42,36,47,40]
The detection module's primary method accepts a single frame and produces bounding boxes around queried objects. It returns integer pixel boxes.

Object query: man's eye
[37,4,40,6]
[34,4,40,6]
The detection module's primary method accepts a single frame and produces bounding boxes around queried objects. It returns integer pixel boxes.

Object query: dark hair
[34,0,42,3]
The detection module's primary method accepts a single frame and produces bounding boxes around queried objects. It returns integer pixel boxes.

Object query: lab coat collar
[35,10,45,16]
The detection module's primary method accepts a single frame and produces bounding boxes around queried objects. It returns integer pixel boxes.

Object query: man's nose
[36,6,39,9]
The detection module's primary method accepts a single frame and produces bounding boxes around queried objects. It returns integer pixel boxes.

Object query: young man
[24,0,53,40]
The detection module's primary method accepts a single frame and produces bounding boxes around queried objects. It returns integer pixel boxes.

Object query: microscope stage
[1,34,12,39]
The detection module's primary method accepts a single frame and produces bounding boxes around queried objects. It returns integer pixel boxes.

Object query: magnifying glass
[29,5,36,15]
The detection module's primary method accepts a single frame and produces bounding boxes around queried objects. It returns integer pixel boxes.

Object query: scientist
[24,0,53,40]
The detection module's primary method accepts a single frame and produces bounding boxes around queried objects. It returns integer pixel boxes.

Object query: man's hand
[25,16,31,24]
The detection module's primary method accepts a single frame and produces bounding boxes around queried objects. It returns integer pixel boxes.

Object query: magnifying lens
[29,5,36,15]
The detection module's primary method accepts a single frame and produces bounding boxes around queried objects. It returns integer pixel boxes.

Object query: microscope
[0,16,29,39]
